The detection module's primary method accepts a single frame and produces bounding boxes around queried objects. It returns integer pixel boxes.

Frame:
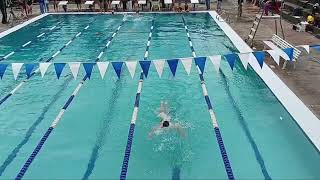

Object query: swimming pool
[0,12,319,179]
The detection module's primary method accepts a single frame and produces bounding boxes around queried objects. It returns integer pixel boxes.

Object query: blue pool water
[0,13,319,179]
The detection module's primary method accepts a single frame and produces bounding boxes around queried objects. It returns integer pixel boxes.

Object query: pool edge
[0,13,48,39]
[208,11,320,151]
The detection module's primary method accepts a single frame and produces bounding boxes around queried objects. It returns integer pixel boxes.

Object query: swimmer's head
[163,120,170,127]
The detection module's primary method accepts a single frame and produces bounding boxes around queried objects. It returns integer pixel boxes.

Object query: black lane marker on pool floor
[219,71,271,179]
[82,78,125,180]
[172,167,180,180]
[0,76,72,176]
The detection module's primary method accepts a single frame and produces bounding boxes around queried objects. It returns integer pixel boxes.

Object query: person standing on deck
[216,0,222,13]
[39,0,46,13]
[205,0,210,10]
[0,0,8,24]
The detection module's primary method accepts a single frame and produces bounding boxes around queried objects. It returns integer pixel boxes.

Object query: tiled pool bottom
[0,12,319,179]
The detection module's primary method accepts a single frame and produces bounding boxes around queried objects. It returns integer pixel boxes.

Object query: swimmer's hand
[148,125,161,139]
[171,123,187,138]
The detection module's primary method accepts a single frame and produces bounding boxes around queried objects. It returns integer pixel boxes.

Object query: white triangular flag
[180,58,192,75]
[209,55,221,73]
[237,53,250,69]
[12,63,23,80]
[153,60,165,77]
[39,63,51,77]
[297,45,310,54]
[125,61,137,78]
[68,62,80,79]
[267,50,280,65]
[96,62,109,79]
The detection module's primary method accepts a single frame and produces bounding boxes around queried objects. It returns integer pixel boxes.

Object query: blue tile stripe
[15,127,53,180]
[0,17,99,106]
[13,19,126,180]
[0,20,63,62]
[182,16,234,180]
[120,19,154,180]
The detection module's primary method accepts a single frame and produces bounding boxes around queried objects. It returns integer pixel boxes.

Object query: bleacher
[281,0,320,36]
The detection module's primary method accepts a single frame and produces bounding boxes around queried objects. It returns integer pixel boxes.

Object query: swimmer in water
[148,101,186,139]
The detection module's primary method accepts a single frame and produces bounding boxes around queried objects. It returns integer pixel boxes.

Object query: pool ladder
[245,7,285,48]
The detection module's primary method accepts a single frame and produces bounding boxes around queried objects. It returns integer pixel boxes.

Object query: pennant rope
[68,62,81,79]
[12,63,23,80]
[153,60,165,77]
[2,43,320,81]
[125,61,137,79]
[182,15,234,180]
[14,18,126,180]
[96,62,109,79]
[209,55,221,73]
[180,58,192,75]
[120,19,155,180]
[0,18,97,107]
[237,53,250,70]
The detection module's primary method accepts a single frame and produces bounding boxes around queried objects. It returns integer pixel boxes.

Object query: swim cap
[163,121,169,127]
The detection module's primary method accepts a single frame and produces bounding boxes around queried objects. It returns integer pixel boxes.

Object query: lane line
[0,78,72,176]
[0,18,97,106]
[15,19,126,180]
[181,16,234,180]
[120,19,155,180]
[0,20,62,61]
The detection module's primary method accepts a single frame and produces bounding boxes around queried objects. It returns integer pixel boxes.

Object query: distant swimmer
[148,101,186,139]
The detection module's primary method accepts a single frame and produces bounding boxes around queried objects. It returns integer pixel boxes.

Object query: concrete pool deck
[1,7,320,150]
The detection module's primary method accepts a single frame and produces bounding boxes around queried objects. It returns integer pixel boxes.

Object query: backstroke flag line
[0,44,319,80]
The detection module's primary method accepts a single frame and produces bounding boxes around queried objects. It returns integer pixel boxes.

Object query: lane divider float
[0,20,63,61]
[120,19,155,180]
[182,16,234,180]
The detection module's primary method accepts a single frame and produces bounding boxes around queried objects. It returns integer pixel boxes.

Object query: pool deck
[1,7,320,151]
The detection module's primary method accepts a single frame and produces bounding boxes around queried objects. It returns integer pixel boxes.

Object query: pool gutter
[208,11,320,151]
[0,13,48,38]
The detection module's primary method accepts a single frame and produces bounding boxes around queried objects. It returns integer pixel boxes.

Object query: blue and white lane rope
[120,19,155,180]
[0,21,62,61]
[0,18,96,106]
[182,16,234,180]
[14,19,126,180]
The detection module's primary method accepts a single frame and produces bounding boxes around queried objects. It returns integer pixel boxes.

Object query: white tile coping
[1,11,319,151]
[0,13,48,39]
[209,11,320,151]
[58,1,68,5]
[85,1,94,5]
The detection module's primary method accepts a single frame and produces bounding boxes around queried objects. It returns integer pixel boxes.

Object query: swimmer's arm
[171,124,186,138]
[148,125,162,139]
